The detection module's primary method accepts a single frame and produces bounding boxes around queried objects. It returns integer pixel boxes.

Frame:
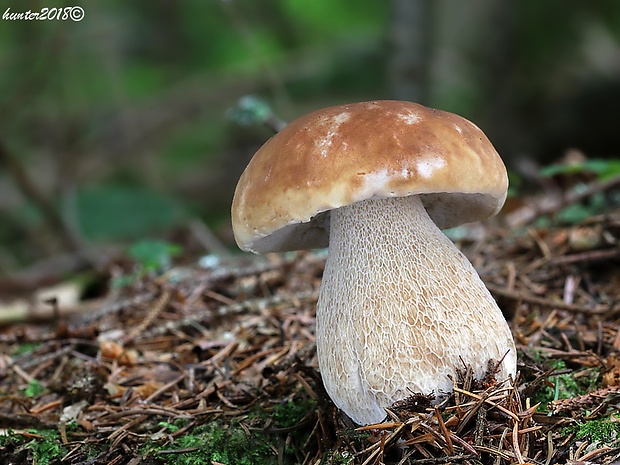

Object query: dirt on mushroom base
[1,200,620,464]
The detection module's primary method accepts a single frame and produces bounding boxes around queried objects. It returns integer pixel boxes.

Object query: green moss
[27,430,65,465]
[528,357,600,411]
[10,342,41,357]
[565,418,620,445]
[158,419,188,434]
[0,431,16,447]
[0,429,67,465]
[210,424,276,465]
[270,399,313,427]
[145,399,317,464]
[1,400,316,464]
[324,449,355,464]
[142,421,276,465]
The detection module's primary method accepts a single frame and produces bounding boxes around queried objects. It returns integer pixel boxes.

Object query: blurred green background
[1,0,620,274]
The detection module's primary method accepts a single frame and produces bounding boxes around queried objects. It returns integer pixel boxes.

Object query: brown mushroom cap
[232,100,508,253]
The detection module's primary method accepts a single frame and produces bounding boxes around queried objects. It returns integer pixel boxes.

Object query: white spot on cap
[317,133,335,157]
[397,112,421,125]
[316,112,351,157]
[357,169,391,198]
[332,112,351,125]
[454,124,463,134]
[417,156,446,178]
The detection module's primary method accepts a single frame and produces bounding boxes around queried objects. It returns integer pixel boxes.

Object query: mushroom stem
[316,195,516,425]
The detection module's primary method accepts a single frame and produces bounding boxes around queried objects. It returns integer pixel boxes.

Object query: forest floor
[1,170,620,465]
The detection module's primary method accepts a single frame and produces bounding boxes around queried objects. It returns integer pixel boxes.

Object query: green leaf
[227,95,273,127]
[76,184,187,242]
[541,159,620,180]
[127,240,182,274]
[20,379,45,398]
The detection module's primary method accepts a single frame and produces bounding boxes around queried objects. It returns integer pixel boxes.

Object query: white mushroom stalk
[317,195,516,425]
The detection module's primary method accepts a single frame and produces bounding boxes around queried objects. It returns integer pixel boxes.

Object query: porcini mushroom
[231,100,517,425]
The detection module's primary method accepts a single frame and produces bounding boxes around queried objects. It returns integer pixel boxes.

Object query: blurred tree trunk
[474,0,526,159]
[388,0,432,103]
[429,0,523,164]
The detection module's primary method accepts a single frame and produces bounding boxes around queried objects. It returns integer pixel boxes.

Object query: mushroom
[231,100,517,425]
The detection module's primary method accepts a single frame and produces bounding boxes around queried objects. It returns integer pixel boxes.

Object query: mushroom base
[316,196,516,425]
